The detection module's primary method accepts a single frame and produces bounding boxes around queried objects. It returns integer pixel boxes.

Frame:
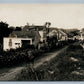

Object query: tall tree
[0,21,10,44]
[9,26,15,33]
[44,22,51,28]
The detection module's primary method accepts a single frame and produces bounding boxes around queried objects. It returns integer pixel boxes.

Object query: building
[3,24,68,51]
[3,37,32,51]
[3,26,41,51]
[44,27,68,41]
[73,29,84,41]
[31,26,68,42]
[23,25,46,42]
[58,30,68,41]
[79,29,84,40]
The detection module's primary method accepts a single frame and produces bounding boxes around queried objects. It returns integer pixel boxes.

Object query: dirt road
[34,47,67,68]
[0,46,68,81]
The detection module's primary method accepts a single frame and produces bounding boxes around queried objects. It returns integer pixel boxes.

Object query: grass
[15,42,84,81]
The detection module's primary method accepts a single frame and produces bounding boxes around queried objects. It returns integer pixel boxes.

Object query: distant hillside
[60,29,80,37]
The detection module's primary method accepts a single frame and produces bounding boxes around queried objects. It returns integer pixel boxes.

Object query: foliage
[44,22,51,28]
[15,27,22,31]
[0,21,10,44]
[0,38,69,68]
[15,43,84,81]
[61,29,80,37]
[9,26,15,33]
[67,43,83,51]
[0,47,34,67]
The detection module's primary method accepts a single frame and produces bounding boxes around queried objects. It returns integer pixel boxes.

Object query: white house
[39,31,44,42]
[3,26,41,51]
[80,29,84,41]
[3,37,32,51]
[58,30,68,41]
[39,27,68,42]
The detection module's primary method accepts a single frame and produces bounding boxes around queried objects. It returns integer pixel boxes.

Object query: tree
[44,22,51,28]
[0,21,10,44]
[26,22,29,26]
[9,26,15,33]
[15,27,22,31]
[82,28,84,32]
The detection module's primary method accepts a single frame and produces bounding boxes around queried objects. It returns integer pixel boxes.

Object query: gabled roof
[12,29,41,39]
[47,27,67,36]
[58,30,67,36]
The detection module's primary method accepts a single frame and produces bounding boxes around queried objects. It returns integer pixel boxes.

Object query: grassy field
[15,42,84,81]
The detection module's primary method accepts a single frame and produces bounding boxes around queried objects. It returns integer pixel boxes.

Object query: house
[73,35,80,41]
[23,25,46,42]
[44,27,68,41]
[3,37,32,51]
[32,26,68,42]
[22,25,67,43]
[3,24,68,51]
[73,29,84,41]
[21,25,68,43]
[3,26,41,51]
[58,30,68,41]
[79,29,84,41]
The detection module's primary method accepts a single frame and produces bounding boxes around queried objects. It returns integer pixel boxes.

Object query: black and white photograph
[0,0,84,81]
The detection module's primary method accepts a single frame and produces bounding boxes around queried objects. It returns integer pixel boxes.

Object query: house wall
[57,31,68,41]
[60,36,67,41]
[3,38,22,51]
[3,38,32,51]
[73,36,80,40]
[38,27,68,46]
[39,31,44,42]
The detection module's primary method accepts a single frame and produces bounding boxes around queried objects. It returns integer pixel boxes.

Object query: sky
[0,4,84,29]
[0,0,84,29]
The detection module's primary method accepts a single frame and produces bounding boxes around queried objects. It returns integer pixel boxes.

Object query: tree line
[0,21,22,45]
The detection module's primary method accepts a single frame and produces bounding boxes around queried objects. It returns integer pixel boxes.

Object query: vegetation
[0,38,70,68]
[15,27,22,31]
[0,47,37,67]
[0,21,79,80]
[0,21,10,44]
[61,29,80,37]
[8,26,15,33]
[15,43,84,81]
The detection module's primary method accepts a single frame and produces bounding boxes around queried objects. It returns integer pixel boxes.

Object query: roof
[47,27,67,36]
[47,29,58,37]
[12,29,41,39]
[58,30,67,36]
[23,25,44,31]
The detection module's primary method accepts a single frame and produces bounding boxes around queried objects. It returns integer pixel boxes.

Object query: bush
[15,42,84,81]
[67,43,83,51]
[0,47,33,67]
[0,39,69,68]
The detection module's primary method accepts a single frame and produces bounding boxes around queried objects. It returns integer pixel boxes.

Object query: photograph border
[0,0,84,84]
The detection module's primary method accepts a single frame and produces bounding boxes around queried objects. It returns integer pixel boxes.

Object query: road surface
[0,46,68,81]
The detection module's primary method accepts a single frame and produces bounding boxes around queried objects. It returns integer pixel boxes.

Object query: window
[9,39,12,47]
[15,43,20,45]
